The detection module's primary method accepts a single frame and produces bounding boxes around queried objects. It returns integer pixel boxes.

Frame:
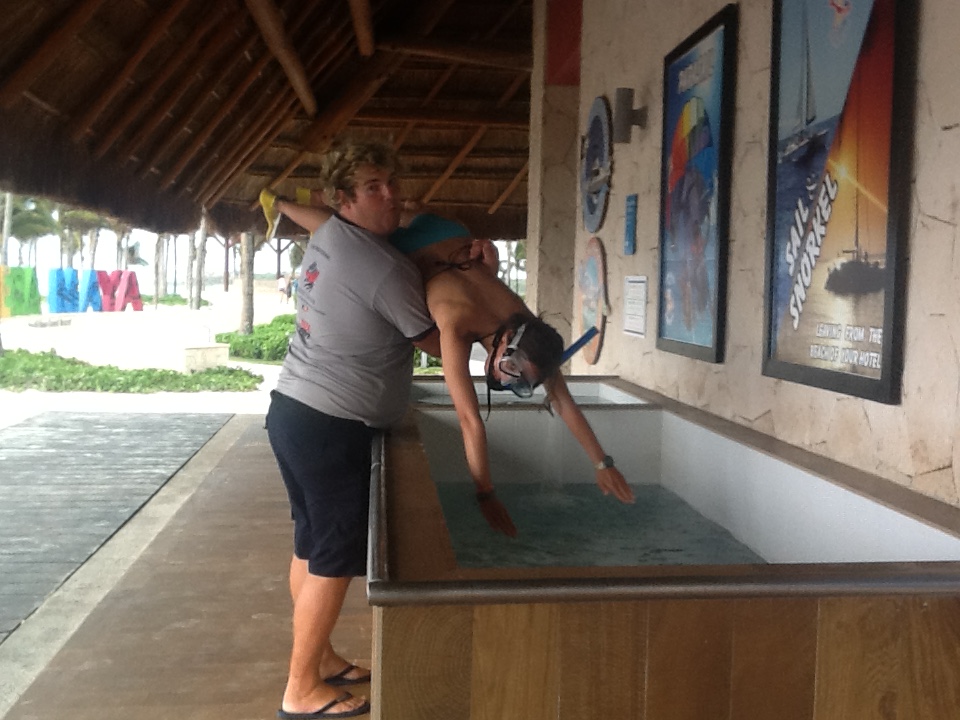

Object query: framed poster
[763,0,914,403]
[656,5,737,363]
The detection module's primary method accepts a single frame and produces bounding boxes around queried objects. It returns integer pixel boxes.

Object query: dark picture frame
[656,4,738,362]
[762,0,915,403]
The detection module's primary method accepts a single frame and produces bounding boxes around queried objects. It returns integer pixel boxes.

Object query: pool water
[435,483,765,568]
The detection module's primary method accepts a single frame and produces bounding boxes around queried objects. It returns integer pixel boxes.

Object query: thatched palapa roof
[0,0,532,239]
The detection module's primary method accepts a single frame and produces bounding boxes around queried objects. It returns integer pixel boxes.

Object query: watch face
[581,96,612,233]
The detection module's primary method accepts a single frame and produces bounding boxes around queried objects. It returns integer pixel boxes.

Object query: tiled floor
[1,416,373,720]
[0,412,231,639]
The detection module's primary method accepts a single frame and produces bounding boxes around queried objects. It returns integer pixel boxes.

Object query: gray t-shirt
[275,215,435,427]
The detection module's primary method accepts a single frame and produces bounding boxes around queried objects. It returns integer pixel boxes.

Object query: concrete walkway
[0,287,374,719]
[0,414,373,720]
[0,411,232,644]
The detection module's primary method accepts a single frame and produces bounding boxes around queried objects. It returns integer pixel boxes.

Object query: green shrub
[216,314,295,361]
[0,350,262,392]
[216,314,443,373]
[413,348,442,370]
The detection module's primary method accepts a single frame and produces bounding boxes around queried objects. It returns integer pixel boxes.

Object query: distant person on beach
[277,274,288,303]
[262,140,440,719]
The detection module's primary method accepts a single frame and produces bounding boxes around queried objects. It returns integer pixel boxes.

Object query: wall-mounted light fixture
[612,87,647,144]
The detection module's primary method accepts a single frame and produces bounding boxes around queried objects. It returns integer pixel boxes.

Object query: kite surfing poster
[657,5,737,363]
[763,0,913,403]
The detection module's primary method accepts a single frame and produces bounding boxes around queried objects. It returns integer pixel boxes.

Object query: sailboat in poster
[824,26,886,296]
[780,0,828,164]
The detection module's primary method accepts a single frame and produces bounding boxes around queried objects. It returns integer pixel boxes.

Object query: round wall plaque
[581,96,612,233]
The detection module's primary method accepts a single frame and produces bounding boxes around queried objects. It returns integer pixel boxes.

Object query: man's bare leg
[281,571,367,714]
[288,555,371,684]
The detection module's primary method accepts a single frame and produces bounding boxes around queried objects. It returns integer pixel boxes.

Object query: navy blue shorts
[266,391,374,577]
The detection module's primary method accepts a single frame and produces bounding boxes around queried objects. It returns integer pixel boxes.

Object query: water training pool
[364,378,960,720]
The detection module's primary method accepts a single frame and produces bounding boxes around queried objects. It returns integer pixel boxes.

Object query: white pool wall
[659,413,960,563]
[416,407,661,487]
[412,380,960,563]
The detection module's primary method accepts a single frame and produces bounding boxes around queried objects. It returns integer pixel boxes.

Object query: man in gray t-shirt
[275,212,435,427]
[265,141,439,720]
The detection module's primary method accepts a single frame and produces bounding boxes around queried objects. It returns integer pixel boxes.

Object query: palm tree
[9,196,58,266]
[59,207,105,268]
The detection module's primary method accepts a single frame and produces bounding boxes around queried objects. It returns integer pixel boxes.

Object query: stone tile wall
[531,0,960,506]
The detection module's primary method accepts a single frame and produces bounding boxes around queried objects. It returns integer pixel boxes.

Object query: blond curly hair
[318,139,400,209]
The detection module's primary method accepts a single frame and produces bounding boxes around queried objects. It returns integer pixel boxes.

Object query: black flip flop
[323,663,372,687]
[277,691,370,719]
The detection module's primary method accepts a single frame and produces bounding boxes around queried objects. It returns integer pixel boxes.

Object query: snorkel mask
[485,322,537,398]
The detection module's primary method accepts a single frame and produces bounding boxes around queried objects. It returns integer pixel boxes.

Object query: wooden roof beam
[202,22,356,206]
[353,107,529,128]
[92,0,230,160]
[160,46,277,190]
[488,159,528,214]
[197,91,297,204]
[0,0,106,109]
[136,29,256,177]
[420,72,528,204]
[393,0,527,151]
[376,39,532,71]
[121,16,244,163]
[254,0,458,199]
[393,64,457,149]
[243,0,317,117]
[207,104,302,207]
[181,12,338,196]
[348,0,375,57]
[69,0,193,142]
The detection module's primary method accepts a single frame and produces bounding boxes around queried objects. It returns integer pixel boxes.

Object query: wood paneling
[816,596,960,720]
[559,601,647,719]
[471,604,560,720]
[646,600,734,720]
[731,598,818,720]
[373,605,472,720]
[897,596,960,719]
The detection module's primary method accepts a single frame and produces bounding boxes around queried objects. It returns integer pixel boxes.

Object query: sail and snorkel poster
[656,5,737,363]
[763,0,914,403]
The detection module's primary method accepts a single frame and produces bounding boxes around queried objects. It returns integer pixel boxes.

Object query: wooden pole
[243,0,317,116]
[348,0,375,56]
[240,232,254,334]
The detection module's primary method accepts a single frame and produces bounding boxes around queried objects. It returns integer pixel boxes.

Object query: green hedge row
[0,349,262,392]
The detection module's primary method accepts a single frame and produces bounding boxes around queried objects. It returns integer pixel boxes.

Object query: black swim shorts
[266,391,374,577]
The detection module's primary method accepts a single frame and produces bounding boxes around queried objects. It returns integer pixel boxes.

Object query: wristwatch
[595,455,615,470]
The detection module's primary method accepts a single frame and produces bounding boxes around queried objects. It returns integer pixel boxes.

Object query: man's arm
[276,198,333,234]
[411,326,441,358]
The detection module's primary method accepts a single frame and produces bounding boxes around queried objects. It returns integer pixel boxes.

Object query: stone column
[526,0,580,344]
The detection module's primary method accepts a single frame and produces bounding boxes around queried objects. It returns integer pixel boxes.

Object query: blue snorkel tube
[561,326,599,363]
